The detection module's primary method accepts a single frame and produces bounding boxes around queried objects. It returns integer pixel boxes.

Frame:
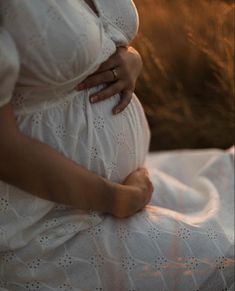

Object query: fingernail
[90,96,98,103]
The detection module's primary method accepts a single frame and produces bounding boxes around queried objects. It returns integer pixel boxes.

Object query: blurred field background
[133,0,234,151]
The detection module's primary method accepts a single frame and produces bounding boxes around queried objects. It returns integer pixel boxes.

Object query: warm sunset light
[133,0,234,151]
[0,1,234,290]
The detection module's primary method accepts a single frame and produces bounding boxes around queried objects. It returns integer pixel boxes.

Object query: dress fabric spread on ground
[0,1,234,290]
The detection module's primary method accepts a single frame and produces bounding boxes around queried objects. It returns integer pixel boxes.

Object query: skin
[0,104,153,218]
[76,46,143,115]
[0,4,153,217]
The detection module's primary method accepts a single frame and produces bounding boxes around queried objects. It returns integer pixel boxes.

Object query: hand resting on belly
[76,46,143,115]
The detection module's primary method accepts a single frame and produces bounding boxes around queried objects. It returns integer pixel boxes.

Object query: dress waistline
[11,85,87,115]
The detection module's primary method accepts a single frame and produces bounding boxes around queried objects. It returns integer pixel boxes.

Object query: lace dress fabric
[0,1,234,290]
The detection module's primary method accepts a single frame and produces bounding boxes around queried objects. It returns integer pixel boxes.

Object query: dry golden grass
[133,0,234,150]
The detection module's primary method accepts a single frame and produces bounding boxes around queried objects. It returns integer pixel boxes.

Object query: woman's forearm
[0,104,153,218]
[0,105,116,213]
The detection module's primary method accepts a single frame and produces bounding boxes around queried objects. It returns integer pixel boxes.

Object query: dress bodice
[0,0,139,109]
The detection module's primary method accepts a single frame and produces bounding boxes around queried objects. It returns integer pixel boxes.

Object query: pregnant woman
[0,1,234,290]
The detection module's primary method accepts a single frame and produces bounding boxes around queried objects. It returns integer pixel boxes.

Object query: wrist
[100,179,120,215]
[104,181,140,218]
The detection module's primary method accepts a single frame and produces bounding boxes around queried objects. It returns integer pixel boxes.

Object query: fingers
[137,167,153,206]
[76,71,133,116]
[137,167,150,176]
[112,90,132,115]
[140,181,153,211]
[76,70,116,91]
[75,47,126,90]
[89,81,124,104]
[75,46,137,114]
[95,54,119,72]
[96,47,126,72]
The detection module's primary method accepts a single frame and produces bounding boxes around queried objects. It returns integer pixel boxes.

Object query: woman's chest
[2,0,138,48]
[1,0,139,85]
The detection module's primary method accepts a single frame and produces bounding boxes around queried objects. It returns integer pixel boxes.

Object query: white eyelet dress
[0,1,234,290]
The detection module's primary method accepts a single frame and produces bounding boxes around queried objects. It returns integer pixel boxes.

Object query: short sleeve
[0,28,20,108]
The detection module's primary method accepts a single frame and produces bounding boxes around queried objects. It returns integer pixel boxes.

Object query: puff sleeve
[0,28,20,107]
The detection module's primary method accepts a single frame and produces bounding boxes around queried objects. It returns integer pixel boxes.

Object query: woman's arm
[0,103,115,212]
[0,104,153,218]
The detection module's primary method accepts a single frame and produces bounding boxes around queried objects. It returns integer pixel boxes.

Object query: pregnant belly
[16,87,151,183]
[81,90,151,182]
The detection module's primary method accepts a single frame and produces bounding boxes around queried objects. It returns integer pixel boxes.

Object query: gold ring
[111,68,118,81]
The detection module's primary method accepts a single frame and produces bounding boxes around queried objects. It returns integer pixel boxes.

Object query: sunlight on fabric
[145,177,220,227]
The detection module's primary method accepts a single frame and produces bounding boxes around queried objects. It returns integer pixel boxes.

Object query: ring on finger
[111,67,119,81]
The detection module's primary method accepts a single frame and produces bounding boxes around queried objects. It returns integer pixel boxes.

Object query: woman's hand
[76,46,143,115]
[109,168,154,218]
